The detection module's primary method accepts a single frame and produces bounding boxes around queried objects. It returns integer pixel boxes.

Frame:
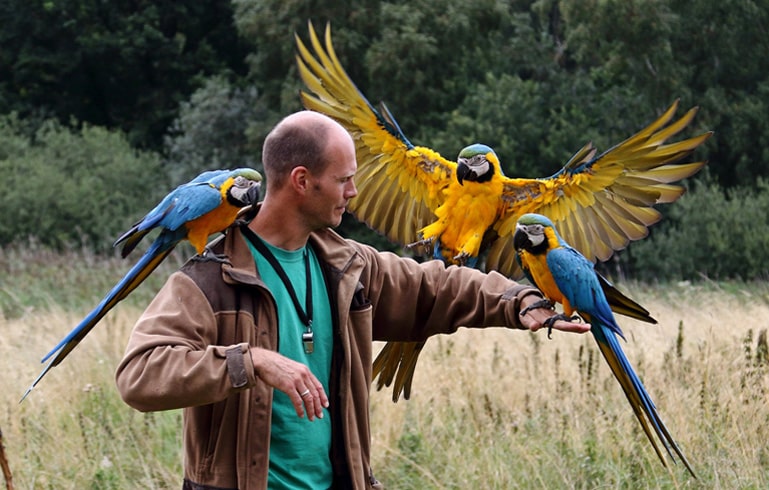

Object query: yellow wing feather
[296,22,456,246]
[295,22,712,403]
[487,101,712,278]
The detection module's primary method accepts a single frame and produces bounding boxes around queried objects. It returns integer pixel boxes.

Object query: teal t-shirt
[246,236,334,489]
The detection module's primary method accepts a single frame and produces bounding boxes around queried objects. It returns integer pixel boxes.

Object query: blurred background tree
[2,0,768,279]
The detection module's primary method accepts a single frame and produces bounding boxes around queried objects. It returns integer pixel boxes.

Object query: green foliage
[0,240,182,319]
[626,178,769,280]
[3,0,769,276]
[366,0,517,136]
[163,75,272,185]
[0,115,166,251]
[0,0,249,149]
[233,0,382,110]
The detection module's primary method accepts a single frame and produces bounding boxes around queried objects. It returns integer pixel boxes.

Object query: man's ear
[289,166,310,193]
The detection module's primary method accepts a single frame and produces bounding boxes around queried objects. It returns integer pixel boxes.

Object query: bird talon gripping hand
[296,21,711,403]
[518,298,555,317]
[21,168,262,401]
[513,213,696,477]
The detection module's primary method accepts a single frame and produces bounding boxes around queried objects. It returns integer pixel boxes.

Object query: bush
[0,115,166,252]
[626,178,769,281]
[163,75,272,186]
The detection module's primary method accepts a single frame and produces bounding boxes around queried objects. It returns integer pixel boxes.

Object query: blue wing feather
[156,183,223,231]
[115,182,223,255]
[187,169,230,184]
[547,246,626,340]
[22,167,262,402]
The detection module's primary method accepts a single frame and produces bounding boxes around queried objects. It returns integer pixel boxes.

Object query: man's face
[303,128,358,229]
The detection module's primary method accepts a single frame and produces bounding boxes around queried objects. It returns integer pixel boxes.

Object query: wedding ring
[300,389,311,397]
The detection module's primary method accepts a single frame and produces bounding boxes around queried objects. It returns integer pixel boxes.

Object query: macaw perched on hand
[21,168,262,401]
[513,213,696,477]
[296,22,711,401]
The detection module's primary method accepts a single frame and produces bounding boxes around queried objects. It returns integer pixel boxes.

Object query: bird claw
[519,299,554,317]
[452,252,471,265]
[191,250,232,265]
[405,238,433,250]
[542,313,581,339]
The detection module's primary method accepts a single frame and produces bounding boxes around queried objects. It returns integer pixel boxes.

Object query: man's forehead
[326,164,357,179]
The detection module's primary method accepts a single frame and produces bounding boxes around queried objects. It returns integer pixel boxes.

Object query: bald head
[262,111,351,190]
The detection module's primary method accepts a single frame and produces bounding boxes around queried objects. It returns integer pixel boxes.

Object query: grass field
[1,246,768,489]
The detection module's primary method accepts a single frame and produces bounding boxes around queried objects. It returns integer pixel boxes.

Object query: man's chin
[325,216,343,229]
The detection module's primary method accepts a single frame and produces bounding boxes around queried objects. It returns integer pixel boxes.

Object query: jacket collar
[219,205,360,286]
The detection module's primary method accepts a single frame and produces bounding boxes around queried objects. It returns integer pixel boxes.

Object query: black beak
[246,183,261,205]
[513,228,530,252]
[456,162,469,186]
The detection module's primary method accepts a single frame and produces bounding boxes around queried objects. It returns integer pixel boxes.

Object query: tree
[164,75,271,185]
[627,178,769,280]
[0,0,249,149]
[0,115,164,251]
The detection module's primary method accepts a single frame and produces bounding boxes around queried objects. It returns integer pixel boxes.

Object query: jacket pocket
[351,282,371,311]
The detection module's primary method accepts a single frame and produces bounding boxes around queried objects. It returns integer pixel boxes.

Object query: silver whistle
[302,328,314,354]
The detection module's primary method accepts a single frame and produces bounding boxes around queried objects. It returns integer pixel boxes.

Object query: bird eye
[233,176,247,186]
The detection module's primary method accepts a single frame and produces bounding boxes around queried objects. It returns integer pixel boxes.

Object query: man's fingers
[520,307,590,335]
[291,388,309,418]
[551,319,591,334]
[293,381,329,421]
[250,348,330,419]
[299,383,329,420]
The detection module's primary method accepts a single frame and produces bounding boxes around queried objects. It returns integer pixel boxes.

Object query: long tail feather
[598,274,657,324]
[593,321,696,477]
[21,239,176,402]
[372,341,425,402]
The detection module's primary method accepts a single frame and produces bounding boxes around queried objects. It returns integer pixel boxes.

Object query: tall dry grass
[2,245,768,488]
[1,243,185,489]
[369,282,769,489]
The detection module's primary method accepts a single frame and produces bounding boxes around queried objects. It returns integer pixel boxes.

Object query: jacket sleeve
[115,271,256,412]
[353,243,544,342]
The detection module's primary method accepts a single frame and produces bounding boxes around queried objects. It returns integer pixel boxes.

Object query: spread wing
[114,182,223,257]
[296,22,455,246]
[487,100,712,278]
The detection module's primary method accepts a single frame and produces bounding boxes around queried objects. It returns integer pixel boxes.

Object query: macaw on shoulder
[513,213,696,477]
[295,22,711,401]
[21,168,262,401]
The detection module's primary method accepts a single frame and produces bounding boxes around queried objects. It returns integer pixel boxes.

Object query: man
[115,111,589,489]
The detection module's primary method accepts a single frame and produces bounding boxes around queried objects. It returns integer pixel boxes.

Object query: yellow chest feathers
[420,179,504,257]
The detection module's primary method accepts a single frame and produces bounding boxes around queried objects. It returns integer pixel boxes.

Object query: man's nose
[346,181,358,198]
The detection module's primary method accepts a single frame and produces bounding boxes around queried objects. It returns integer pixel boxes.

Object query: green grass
[0,240,188,319]
[1,243,185,489]
[2,247,769,488]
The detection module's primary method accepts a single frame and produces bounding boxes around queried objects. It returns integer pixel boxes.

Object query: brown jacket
[115,225,540,489]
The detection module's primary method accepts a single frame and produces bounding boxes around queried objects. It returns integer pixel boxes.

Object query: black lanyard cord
[241,225,313,329]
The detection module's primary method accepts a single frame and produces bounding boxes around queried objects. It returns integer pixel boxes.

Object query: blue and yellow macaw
[296,22,711,401]
[21,168,262,401]
[513,213,695,477]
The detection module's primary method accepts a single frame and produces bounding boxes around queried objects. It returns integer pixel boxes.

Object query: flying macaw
[513,213,695,477]
[21,168,262,401]
[295,22,712,401]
